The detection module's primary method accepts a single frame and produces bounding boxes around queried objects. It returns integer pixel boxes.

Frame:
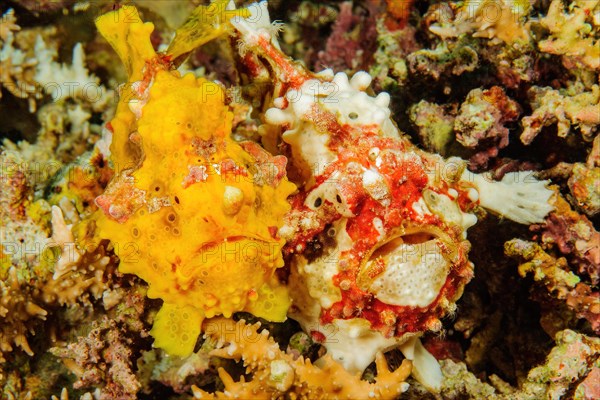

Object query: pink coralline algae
[454,86,521,170]
[538,196,600,283]
[568,135,600,217]
[316,1,380,72]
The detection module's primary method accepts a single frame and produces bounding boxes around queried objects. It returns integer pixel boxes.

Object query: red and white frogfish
[231,1,555,390]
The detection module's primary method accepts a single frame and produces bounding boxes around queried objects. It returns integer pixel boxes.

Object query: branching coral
[0,9,40,112]
[42,205,119,307]
[33,37,105,107]
[0,7,109,115]
[0,267,47,378]
[0,197,121,380]
[0,8,19,40]
[191,318,412,399]
[506,238,575,288]
[504,185,598,337]
[428,0,531,44]
[0,142,118,381]
[521,84,600,144]
[538,0,600,70]
[0,149,51,374]
[414,1,541,91]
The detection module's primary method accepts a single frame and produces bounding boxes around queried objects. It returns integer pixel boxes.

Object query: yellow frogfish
[91,5,295,357]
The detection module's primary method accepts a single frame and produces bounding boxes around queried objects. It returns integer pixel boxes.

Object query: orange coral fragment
[386,0,414,29]
[192,318,412,399]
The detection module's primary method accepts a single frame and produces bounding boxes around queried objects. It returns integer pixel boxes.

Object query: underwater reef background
[0,0,599,399]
